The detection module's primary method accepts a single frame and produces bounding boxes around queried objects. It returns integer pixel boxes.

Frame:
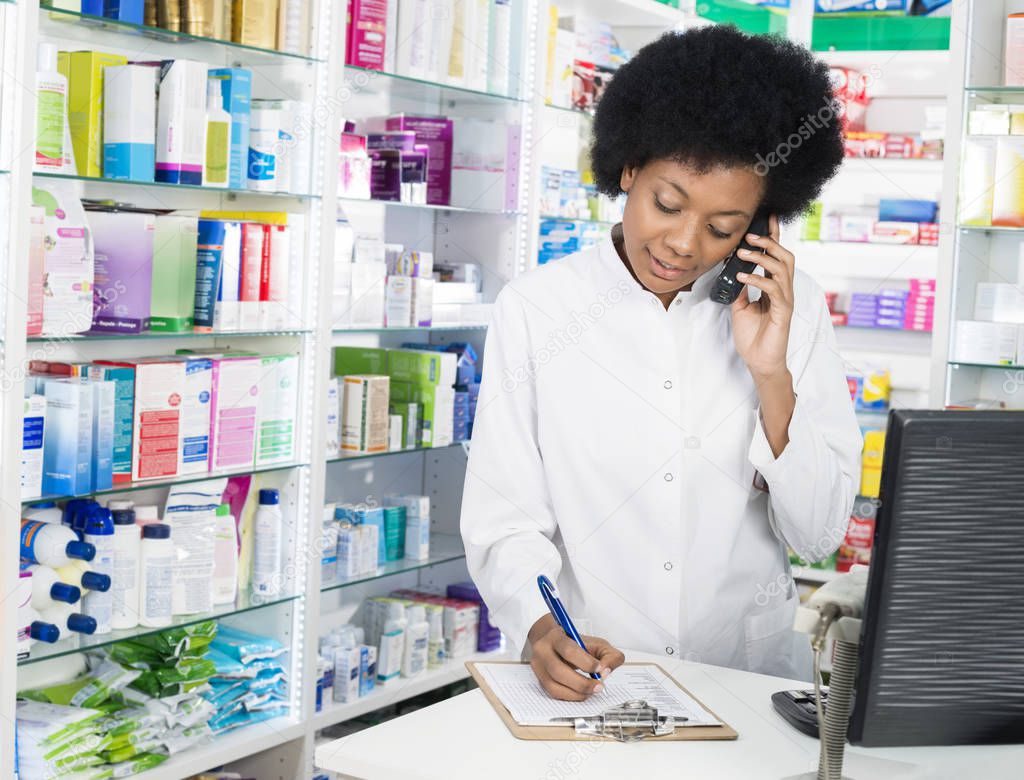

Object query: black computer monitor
[849,409,1024,747]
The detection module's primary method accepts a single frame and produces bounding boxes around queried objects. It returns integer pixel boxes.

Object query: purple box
[367,131,417,152]
[386,115,453,205]
[370,149,401,201]
[88,210,155,333]
[446,580,502,652]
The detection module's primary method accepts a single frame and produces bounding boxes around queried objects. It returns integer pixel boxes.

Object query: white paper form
[475,664,722,727]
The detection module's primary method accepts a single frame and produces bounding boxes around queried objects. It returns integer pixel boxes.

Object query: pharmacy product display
[825,279,937,332]
[27,184,304,337]
[329,345,478,455]
[16,479,289,658]
[21,351,299,498]
[15,620,289,776]
[344,0,514,96]
[314,583,502,712]
[33,52,312,191]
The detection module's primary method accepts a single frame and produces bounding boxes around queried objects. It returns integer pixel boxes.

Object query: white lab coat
[461,236,862,681]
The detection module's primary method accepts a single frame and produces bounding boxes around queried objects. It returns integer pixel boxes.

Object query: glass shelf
[332,324,487,334]
[958,224,1024,233]
[320,533,465,593]
[539,213,615,226]
[23,460,308,505]
[34,171,318,200]
[19,590,299,665]
[338,196,520,217]
[326,442,466,464]
[967,86,1024,95]
[835,324,932,335]
[29,328,311,343]
[343,64,522,105]
[543,102,595,119]
[40,5,321,63]
[949,361,1024,371]
[29,328,310,343]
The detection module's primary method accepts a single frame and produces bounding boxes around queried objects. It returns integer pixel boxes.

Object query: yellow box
[232,0,278,50]
[862,430,886,470]
[860,466,882,499]
[58,50,128,177]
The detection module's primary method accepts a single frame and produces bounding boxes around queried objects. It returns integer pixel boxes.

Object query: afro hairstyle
[590,25,844,221]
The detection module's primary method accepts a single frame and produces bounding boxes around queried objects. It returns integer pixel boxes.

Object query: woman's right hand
[527,615,626,701]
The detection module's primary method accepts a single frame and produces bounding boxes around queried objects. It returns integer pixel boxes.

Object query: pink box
[209,356,260,470]
[346,0,387,70]
[385,115,453,205]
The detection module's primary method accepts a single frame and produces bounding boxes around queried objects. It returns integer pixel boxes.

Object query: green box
[391,380,453,448]
[149,214,199,332]
[334,346,389,377]
[812,14,950,52]
[57,50,128,178]
[388,349,457,387]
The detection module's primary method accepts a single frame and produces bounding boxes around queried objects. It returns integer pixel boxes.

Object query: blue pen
[537,575,601,680]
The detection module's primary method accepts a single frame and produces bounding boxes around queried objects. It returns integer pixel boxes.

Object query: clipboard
[466,661,739,741]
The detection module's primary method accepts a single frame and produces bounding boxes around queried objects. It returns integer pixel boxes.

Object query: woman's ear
[620,166,637,193]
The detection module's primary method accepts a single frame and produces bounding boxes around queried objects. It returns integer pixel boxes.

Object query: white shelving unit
[930,0,1024,411]
[0,1,966,777]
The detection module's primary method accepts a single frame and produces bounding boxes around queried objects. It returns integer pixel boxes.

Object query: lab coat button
[666,646,675,655]
[664,473,674,482]
[664,561,673,571]
[663,380,672,389]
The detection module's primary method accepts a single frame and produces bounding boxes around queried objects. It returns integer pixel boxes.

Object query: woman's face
[618,159,765,296]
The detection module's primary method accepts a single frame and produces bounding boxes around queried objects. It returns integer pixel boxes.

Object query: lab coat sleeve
[460,288,562,655]
[747,287,863,563]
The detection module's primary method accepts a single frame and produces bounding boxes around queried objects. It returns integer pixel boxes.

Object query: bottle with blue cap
[111,508,141,630]
[253,488,283,598]
[29,617,61,644]
[55,560,111,593]
[39,602,97,639]
[139,523,174,628]
[20,518,95,567]
[23,501,62,525]
[81,507,114,634]
[21,562,81,611]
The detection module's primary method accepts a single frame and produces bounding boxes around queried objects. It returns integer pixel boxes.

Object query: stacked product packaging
[319,494,432,587]
[47,0,310,54]
[15,620,287,777]
[21,350,299,499]
[826,279,936,331]
[338,114,521,211]
[802,198,940,246]
[538,165,624,265]
[36,51,311,193]
[17,478,286,654]
[327,345,479,457]
[315,581,501,710]
[332,224,489,329]
[544,8,629,111]
[345,0,514,96]
[953,277,1024,367]
[27,181,304,339]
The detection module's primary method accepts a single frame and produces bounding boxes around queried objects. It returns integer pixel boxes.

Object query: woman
[461,25,862,700]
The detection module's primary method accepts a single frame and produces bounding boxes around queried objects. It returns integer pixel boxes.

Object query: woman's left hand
[730,214,796,383]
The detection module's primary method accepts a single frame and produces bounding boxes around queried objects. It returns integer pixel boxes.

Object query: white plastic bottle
[139,523,174,628]
[401,605,429,678]
[23,501,63,524]
[203,79,231,188]
[376,602,407,686]
[23,563,80,611]
[427,606,445,669]
[133,505,159,527]
[212,504,238,605]
[33,43,67,172]
[110,509,140,630]
[20,519,95,567]
[252,489,283,597]
[39,603,97,639]
[82,508,114,634]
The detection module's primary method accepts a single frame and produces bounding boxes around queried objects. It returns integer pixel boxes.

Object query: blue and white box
[103,64,156,182]
[209,68,253,189]
[90,379,115,492]
[42,379,94,496]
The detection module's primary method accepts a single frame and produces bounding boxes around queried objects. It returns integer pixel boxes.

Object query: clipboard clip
[551,699,682,742]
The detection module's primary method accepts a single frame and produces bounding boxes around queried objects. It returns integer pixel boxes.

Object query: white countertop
[315,651,1023,780]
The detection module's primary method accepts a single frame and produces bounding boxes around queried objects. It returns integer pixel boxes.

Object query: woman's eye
[653,196,679,215]
[709,225,731,239]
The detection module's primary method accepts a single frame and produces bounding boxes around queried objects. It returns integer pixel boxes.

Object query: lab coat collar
[597,228,726,307]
